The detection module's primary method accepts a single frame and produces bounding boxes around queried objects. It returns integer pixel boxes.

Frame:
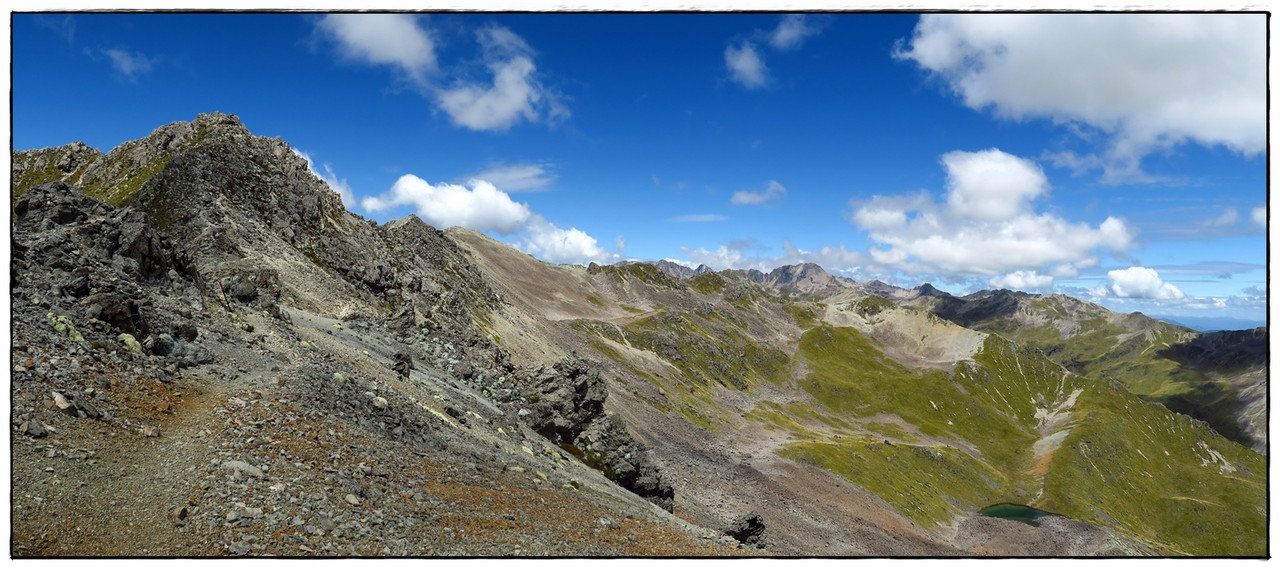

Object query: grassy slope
[787,325,1266,554]
[972,295,1249,445]
[1042,385,1267,556]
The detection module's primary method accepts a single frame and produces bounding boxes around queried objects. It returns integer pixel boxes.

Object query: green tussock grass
[625,311,789,391]
[794,327,1043,504]
[1040,384,1266,556]
[975,299,1248,446]
[781,437,1006,528]
[687,272,726,295]
[783,302,821,329]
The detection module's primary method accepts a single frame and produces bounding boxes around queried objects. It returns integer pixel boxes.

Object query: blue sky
[11,12,1269,325]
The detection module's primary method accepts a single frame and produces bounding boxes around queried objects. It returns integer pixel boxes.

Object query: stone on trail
[20,420,48,438]
[223,460,264,478]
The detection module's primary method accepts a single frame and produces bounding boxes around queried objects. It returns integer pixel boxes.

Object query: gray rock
[223,460,264,478]
[724,510,766,548]
[152,333,176,356]
[20,420,48,438]
[52,391,77,416]
[519,354,606,443]
[391,350,413,378]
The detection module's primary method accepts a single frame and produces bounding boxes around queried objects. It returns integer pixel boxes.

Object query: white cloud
[725,42,767,89]
[731,180,787,206]
[850,148,1134,281]
[102,48,153,81]
[466,163,553,192]
[435,25,565,132]
[1252,207,1266,229]
[989,270,1054,291]
[670,214,728,223]
[942,149,1048,221]
[293,149,356,210]
[317,18,564,133]
[361,175,532,235]
[518,216,615,265]
[361,172,612,266]
[1105,267,1186,300]
[316,14,436,84]
[770,15,820,50]
[895,14,1265,182]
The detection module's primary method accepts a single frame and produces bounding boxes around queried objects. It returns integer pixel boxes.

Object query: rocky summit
[10,113,1267,557]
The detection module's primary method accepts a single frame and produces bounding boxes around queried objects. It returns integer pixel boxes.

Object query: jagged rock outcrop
[517,355,674,511]
[576,415,675,512]
[724,511,766,548]
[12,181,202,348]
[519,355,607,443]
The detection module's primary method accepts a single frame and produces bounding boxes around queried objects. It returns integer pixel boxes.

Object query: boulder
[391,351,413,378]
[576,414,674,512]
[519,354,606,443]
[724,510,766,548]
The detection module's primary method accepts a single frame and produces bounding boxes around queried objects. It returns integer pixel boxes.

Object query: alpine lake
[978,503,1060,526]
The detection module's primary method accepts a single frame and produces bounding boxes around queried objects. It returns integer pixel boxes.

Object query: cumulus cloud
[518,216,615,265]
[894,14,1265,182]
[725,41,768,89]
[316,14,436,84]
[102,48,153,81]
[942,149,1047,221]
[731,180,787,206]
[1252,207,1266,229]
[361,175,532,235]
[770,15,820,50]
[436,25,567,132]
[361,172,613,266]
[725,15,825,89]
[466,163,554,192]
[849,148,1133,284]
[1104,267,1186,300]
[989,270,1053,291]
[294,149,356,210]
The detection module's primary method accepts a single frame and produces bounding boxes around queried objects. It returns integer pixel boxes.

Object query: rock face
[520,355,607,443]
[576,415,674,512]
[13,181,199,351]
[517,355,673,511]
[724,511,766,548]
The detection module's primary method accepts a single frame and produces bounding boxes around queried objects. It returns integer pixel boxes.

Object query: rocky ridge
[9,116,731,556]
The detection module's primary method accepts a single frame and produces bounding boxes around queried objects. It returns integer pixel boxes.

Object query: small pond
[978,503,1059,526]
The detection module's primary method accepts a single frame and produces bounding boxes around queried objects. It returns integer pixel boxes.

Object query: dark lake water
[978,503,1058,525]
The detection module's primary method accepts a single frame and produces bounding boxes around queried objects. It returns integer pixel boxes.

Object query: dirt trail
[11,364,233,555]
